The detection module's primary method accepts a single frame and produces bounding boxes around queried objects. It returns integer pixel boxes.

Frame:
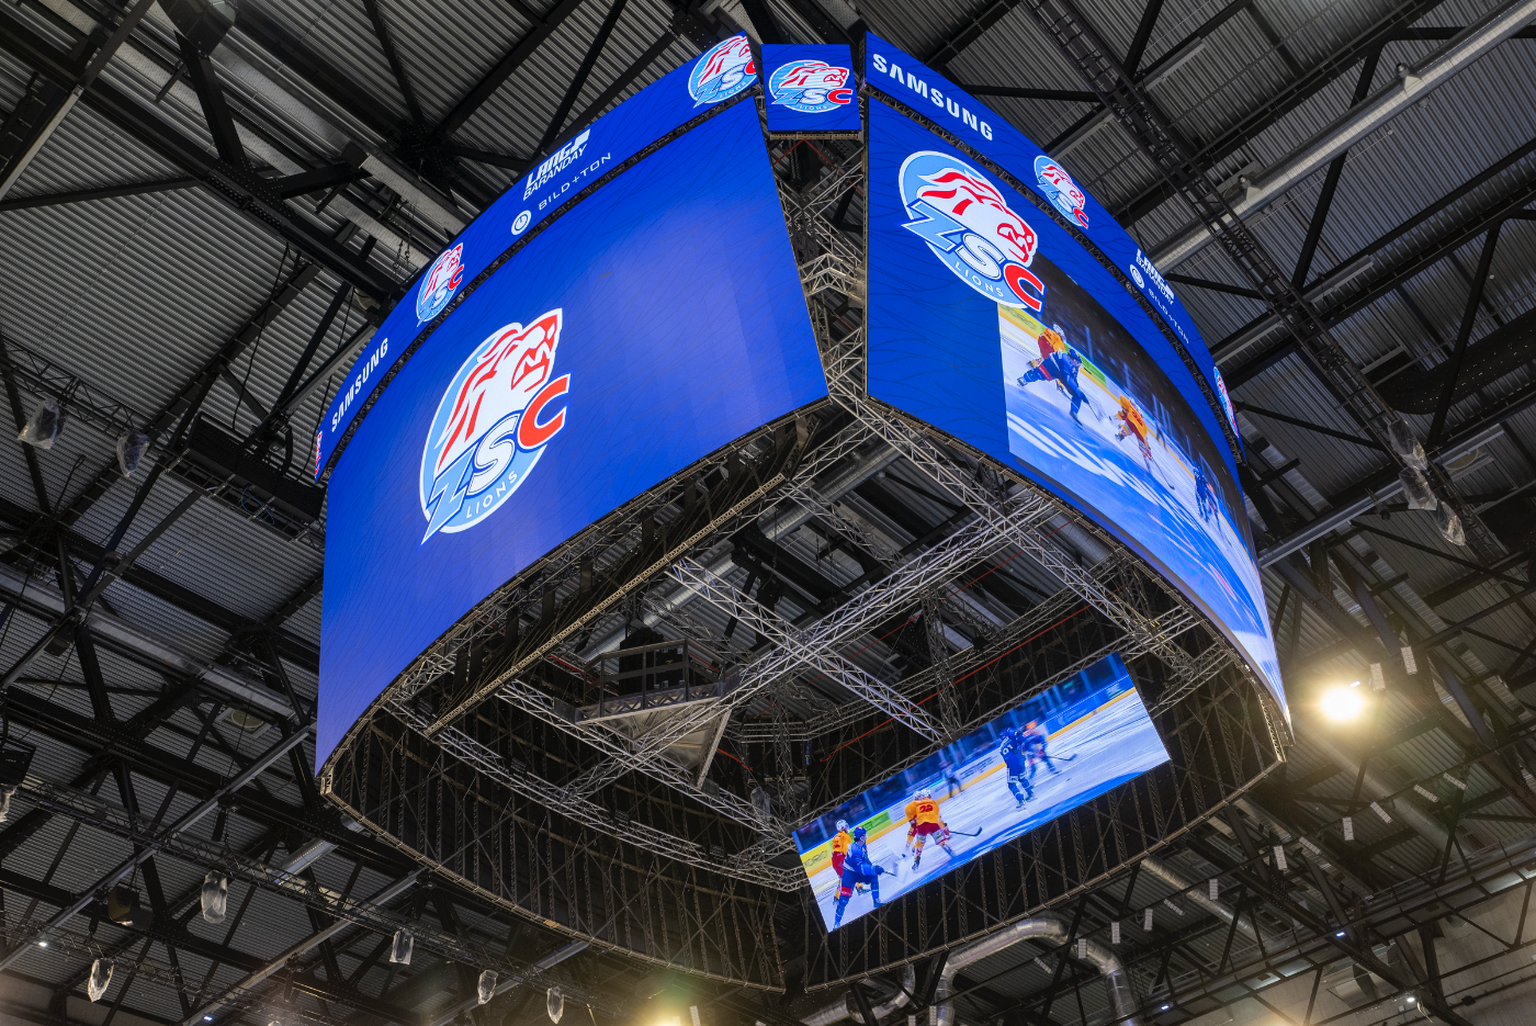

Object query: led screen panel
[795,653,1169,931]
[318,100,828,767]
[866,100,1284,714]
[313,34,761,480]
[761,44,861,134]
[863,33,1240,454]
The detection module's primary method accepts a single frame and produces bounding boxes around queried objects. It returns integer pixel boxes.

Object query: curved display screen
[863,33,1241,457]
[795,652,1169,931]
[313,35,761,481]
[318,99,828,767]
[866,97,1283,714]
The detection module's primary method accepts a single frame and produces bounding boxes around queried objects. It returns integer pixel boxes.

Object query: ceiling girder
[0,5,395,304]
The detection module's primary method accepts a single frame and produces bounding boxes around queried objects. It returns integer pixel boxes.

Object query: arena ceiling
[1,0,1536,1025]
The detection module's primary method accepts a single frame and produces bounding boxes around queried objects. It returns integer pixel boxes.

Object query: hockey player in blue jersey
[1194,461,1215,522]
[1017,343,1088,425]
[999,726,1035,807]
[832,826,887,927]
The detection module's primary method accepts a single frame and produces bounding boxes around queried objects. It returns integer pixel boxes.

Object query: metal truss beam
[672,557,945,740]
[0,6,395,303]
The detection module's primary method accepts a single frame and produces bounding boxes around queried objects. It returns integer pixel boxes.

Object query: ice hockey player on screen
[1017,336,1088,425]
[832,826,887,927]
[1022,720,1062,779]
[998,726,1036,807]
[1194,461,1216,522]
[903,788,956,870]
[831,819,869,893]
[831,819,852,878]
[1114,395,1154,470]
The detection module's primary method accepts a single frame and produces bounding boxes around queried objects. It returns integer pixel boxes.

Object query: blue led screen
[313,34,761,480]
[318,100,828,767]
[795,653,1169,931]
[866,101,1284,714]
[761,44,861,134]
[863,34,1241,456]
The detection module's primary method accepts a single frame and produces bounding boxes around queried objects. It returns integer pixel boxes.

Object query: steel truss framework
[2,0,1536,1023]
[318,107,1287,990]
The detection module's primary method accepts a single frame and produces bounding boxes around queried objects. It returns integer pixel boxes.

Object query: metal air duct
[931,916,1138,1026]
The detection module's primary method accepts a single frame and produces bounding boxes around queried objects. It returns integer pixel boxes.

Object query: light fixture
[37,941,47,948]
[1321,686,1365,721]
[1160,1005,1170,1011]
[1407,996,1417,1004]
[1335,931,1346,937]
[205,1017,215,1023]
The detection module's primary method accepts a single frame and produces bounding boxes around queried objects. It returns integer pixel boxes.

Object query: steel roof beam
[1150,0,1536,270]
[434,0,591,140]
[0,6,395,303]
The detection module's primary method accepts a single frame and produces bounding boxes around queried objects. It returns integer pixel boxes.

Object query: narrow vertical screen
[761,44,861,134]
[318,101,828,767]
[866,101,1283,713]
[795,653,1170,931]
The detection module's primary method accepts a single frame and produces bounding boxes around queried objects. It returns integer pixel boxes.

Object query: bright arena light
[1322,686,1365,721]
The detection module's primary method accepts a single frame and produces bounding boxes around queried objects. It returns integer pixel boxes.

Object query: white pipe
[0,563,297,721]
[1151,0,1536,270]
[932,916,1138,1026]
[797,963,916,1026]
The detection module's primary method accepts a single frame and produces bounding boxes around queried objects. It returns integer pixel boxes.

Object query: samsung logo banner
[869,51,994,140]
[312,34,757,483]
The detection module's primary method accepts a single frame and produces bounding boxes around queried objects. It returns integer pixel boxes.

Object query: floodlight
[1321,687,1365,721]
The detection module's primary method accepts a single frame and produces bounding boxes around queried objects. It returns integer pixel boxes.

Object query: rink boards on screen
[793,653,1171,931]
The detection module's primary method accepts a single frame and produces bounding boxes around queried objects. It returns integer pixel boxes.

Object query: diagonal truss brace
[672,557,944,740]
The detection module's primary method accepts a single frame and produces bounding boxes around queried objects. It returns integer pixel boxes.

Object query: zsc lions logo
[900,152,1046,311]
[419,309,571,542]
[768,60,852,113]
[416,243,465,323]
[688,35,755,106]
[1034,156,1089,228]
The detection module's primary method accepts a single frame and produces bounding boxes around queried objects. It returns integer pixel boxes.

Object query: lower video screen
[794,653,1170,931]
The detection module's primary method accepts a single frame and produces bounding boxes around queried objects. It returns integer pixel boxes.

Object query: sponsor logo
[416,243,465,323]
[899,151,1045,311]
[1128,264,1145,288]
[1133,248,1175,304]
[1034,156,1088,228]
[524,130,591,200]
[511,210,532,235]
[869,52,993,140]
[419,309,571,542]
[329,337,389,432]
[768,59,853,113]
[688,35,755,106]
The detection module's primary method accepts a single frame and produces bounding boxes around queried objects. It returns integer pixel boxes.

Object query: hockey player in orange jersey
[903,788,956,870]
[1114,394,1153,470]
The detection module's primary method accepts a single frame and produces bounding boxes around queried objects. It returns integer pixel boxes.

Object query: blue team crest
[1033,156,1089,229]
[768,60,853,113]
[416,243,466,323]
[419,309,571,542]
[688,35,755,106]
[899,151,1046,311]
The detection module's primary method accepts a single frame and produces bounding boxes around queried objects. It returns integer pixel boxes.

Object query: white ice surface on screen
[806,685,1167,929]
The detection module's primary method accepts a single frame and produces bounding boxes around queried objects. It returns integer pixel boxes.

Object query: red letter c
[517,374,571,449]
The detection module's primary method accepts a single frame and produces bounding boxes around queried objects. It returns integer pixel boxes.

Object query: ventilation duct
[931,916,1138,1026]
[795,963,915,1026]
